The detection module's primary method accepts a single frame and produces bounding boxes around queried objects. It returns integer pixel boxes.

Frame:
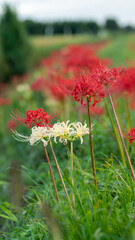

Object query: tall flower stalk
[11,108,61,202]
[60,72,105,187]
[105,99,126,167]
[87,98,97,187]
[49,140,72,208]
[92,64,135,180]
[43,144,60,202]
[70,141,75,206]
[124,97,132,130]
[108,93,135,181]
[50,120,90,205]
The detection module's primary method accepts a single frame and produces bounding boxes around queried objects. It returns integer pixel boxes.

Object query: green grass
[98,33,135,67]
[1,156,135,240]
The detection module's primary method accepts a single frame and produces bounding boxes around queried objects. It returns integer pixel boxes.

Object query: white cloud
[0,0,135,25]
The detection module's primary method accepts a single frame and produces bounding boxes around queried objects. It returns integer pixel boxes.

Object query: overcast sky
[0,0,135,25]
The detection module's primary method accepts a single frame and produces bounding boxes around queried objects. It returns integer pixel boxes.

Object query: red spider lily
[115,68,135,95]
[91,64,120,94]
[40,43,111,75]
[40,51,62,68]
[7,119,17,130]
[30,77,46,92]
[11,108,58,128]
[77,105,104,117]
[0,98,12,106]
[70,73,105,106]
[126,128,135,144]
[46,70,73,102]
[130,96,135,110]
[60,45,111,72]
[90,106,104,117]
[49,85,66,102]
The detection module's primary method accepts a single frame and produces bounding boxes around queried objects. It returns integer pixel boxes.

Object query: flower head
[50,120,74,144]
[71,122,90,144]
[115,68,135,96]
[126,128,135,144]
[29,126,50,146]
[71,73,105,106]
[50,120,91,144]
[91,64,120,93]
[11,108,58,128]
[12,120,92,146]
[12,126,51,146]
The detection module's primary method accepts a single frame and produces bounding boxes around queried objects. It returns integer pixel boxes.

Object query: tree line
[23,19,134,35]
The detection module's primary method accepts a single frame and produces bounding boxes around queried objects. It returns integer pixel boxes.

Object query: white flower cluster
[13,121,92,146]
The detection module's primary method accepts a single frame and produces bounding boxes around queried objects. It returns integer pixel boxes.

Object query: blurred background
[0,0,135,82]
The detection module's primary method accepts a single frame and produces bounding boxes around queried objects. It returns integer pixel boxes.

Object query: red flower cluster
[31,77,46,92]
[30,43,111,106]
[92,64,120,90]
[115,68,135,95]
[90,105,104,117]
[61,44,111,71]
[71,73,105,106]
[58,64,121,107]
[0,97,12,106]
[11,108,57,128]
[126,128,135,144]
[77,105,104,117]
[7,119,17,130]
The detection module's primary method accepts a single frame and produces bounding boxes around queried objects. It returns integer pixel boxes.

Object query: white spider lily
[12,126,51,146]
[29,126,51,146]
[12,121,93,146]
[50,121,92,144]
[12,130,30,142]
[71,122,90,144]
[50,120,74,143]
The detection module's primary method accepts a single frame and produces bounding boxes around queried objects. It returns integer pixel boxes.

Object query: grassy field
[1,33,135,240]
[98,33,135,66]
[30,33,109,64]
[30,33,135,67]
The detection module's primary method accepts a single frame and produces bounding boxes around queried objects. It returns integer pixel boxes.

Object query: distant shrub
[0,5,31,82]
[105,19,119,31]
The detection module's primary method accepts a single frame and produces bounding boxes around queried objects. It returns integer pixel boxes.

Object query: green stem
[105,99,126,167]
[87,98,97,188]
[43,144,60,202]
[108,94,135,181]
[49,140,72,209]
[124,96,132,130]
[124,96,132,151]
[71,141,75,206]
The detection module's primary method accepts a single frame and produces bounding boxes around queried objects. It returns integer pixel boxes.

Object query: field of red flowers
[1,33,135,239]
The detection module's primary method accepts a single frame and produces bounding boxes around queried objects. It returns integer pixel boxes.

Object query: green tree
[0,5,31,82]
[105,19,119,31]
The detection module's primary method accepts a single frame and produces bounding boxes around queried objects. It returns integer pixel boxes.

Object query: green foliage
[1,161,135,240]
[105,19,119,32]
[98,34,135,67]
[24,20,100,35]
[0,5,31,82]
